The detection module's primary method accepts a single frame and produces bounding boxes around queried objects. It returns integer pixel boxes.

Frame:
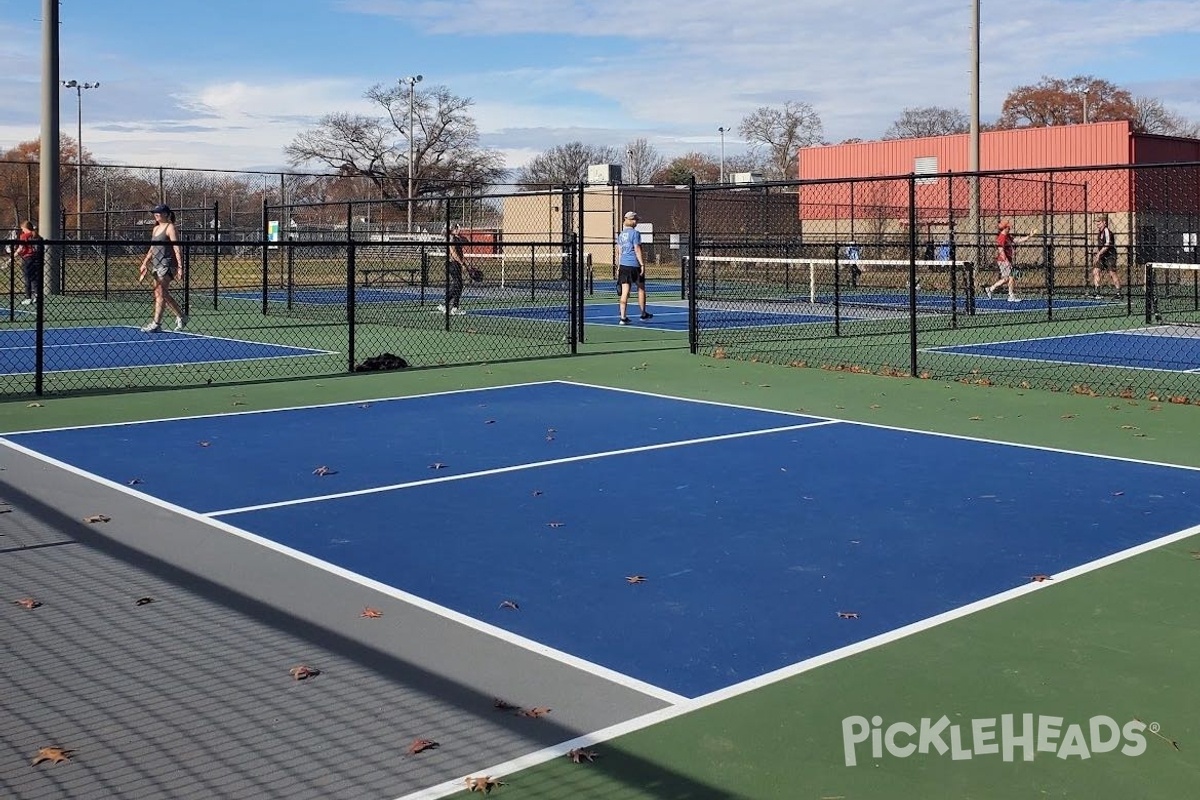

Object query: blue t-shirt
[618,226,641,267]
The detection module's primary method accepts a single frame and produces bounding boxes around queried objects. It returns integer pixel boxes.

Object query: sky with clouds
[1,0,1198,174]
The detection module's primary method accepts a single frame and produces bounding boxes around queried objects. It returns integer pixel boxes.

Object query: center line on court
[205,419,840,517]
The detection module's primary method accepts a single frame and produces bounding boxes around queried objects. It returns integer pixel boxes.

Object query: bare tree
[517,142,621,187]
[1133,96,1200,137]
[737,101,823,180]
[623,138,666,184]
[284,83,505,199]
[883,107,969,139]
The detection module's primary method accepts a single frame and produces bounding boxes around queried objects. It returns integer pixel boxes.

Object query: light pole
[61,79,99,238]
[718,126,728,183]
[1079,88,1089,124]
[401,74,423,233]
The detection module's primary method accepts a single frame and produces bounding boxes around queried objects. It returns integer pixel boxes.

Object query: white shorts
[996,262,1013,279]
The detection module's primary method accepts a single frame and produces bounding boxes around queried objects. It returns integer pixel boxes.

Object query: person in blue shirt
[616,210,652,324]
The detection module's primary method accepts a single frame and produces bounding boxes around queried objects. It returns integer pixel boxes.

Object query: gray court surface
[0,444,669,800]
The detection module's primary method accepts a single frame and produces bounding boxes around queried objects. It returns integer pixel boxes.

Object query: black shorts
[1099,252,1117,271]
[617,266,644,286]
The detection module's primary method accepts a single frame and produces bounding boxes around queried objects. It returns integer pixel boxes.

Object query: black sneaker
[619,317,631,325]
[640,311,654,320]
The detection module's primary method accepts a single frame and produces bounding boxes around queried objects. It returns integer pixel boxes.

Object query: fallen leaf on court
[1121,425,1139,430]
[1169,396,1190,405]
[27,402,43,408]
[83,514,110,524]
[531,490,543,496]
[428,462,448,470]
[289,665,321,680]
[1113,491,1125,497]
[1136,718,1181,751]
[127,478,143,486]
[837,611,859,619]
[969,416,982,421]
[1061,414,1076,420]
[30,746,72,766]
[633,362,649,371]
[568,748,599,763]
[312,466,337,476]
[626,575,647,584]
[198,440,211,447]
[493,698,519,711]
[135,597,154,606]
[231,401,246,407]
[870,404,881,409]
[14,597,41,609]
[360,607,383,619]
[484,419,496,425]
[407,738,439,755]
[518,706,552,718]
[547,521,565,529]
[358,403,371,409]
[1028,574,1054,583]
[499,600,519,610]
[464,776,505,793]
[545,434,556,442]
[712,346,727,359]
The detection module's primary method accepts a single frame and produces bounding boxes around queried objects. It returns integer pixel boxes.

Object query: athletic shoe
[20,297,32,305]
[449,307,467,316]
[619,317,631,325]
[175,314,188,331]
[1091,294,1103,300]
[435,304,446,313]
[640,311,654,320]
[985,286,993,300]
[1007,296,1021,302]
[140,321,161,333]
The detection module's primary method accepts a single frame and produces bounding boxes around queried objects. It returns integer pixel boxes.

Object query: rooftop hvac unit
[587,164,622,185]
[731,171,765,184]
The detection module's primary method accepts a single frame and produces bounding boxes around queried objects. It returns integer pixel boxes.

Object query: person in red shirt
[15,220,43,306]
[984,220,1035,302]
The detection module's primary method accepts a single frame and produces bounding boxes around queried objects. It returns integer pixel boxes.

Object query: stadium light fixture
[401,74,423,233]
[61,79,99,237]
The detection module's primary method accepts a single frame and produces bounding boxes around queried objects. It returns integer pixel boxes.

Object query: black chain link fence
[689,162,1200,400]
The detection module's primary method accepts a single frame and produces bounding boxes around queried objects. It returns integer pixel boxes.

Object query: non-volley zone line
[205,419,841,517]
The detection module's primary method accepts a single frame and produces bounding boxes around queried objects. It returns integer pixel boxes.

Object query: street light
[61,79,99,238]
[1079,88,1089,124]
[718,126,728,183]
[401,74,423,233]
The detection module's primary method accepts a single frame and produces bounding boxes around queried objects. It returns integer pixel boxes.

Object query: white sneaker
[1007,296,1021,302]
[141,321,161,333]
[20,297,32,306]
[175,314,188,331]
[435,304,446,313]
[449,307,467,316]
[984,286,993,300]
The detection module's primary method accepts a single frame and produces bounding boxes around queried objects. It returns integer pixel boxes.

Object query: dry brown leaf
[1028,574,1054,583]
[27,402,44,408]
[498,600,519,610]
[30,746,72,766]
[625,575,647,584]
[518,706,552,718]
[968,416,982,421]
[198,440,211,447]
[312,466,337,476]
[127,478,143,486]
[289,664,321,680]
[14,597,41,609]
[567,748,599,763]
[429,462,448,470]
[1061,414,1076,420]
[546,521,565,529]
[531,490,543,497]
[135,597,154,606]
[360,607,383,619]
[1169,395,1189,405]
[837,611,859,619]
[83,514,111,524]
[407,738,439,755]
[465,776,506,793]
[712,346,727,359]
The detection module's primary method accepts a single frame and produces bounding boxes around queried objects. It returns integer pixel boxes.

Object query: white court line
[205,419,841,517]
[391,517,1200,800]
[0,436,690,707]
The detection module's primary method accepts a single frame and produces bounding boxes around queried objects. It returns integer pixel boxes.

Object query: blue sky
[1,0,1198,173]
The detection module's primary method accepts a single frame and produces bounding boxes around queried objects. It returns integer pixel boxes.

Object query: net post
[211,200,220,310]
[907,175,918,378]
[1144,262,1153,324]
[687,176,698,354]
[260,198,269,316]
